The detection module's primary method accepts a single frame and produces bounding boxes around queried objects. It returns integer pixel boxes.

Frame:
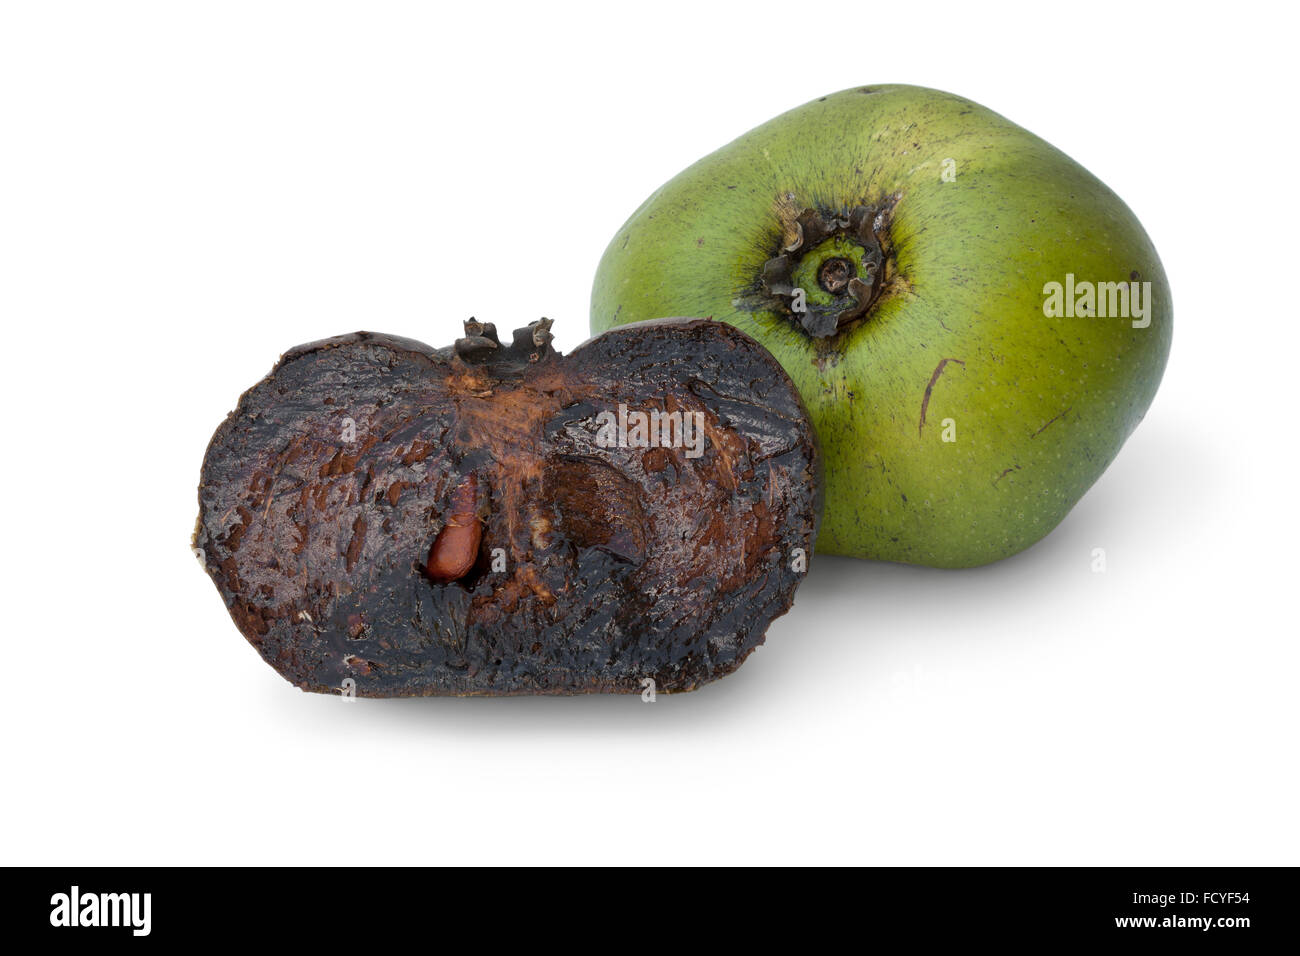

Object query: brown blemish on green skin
[918,357,965,437]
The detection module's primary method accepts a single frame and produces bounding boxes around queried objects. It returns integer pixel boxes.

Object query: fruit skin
[591,85,1172,568]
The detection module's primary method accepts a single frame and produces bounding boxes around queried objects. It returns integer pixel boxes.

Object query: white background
[2,1,1296,866]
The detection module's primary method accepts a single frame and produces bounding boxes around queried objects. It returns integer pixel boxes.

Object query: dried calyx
[453,317,555,364]
[760,195,899,338]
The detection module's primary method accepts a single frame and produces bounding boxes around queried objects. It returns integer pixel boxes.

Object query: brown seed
[425,474,481,582]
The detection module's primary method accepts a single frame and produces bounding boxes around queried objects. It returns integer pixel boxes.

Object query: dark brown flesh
[194,318,821,696]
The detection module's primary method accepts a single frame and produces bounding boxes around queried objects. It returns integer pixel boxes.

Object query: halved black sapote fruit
[194,318,821,696]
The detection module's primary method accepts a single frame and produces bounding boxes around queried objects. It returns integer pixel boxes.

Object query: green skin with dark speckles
[590,84,1172,568]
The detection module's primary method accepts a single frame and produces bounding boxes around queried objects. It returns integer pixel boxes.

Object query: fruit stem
[818,257,854,295]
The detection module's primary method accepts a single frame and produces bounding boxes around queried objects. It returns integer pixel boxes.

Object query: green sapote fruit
[591,84,1171,568]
